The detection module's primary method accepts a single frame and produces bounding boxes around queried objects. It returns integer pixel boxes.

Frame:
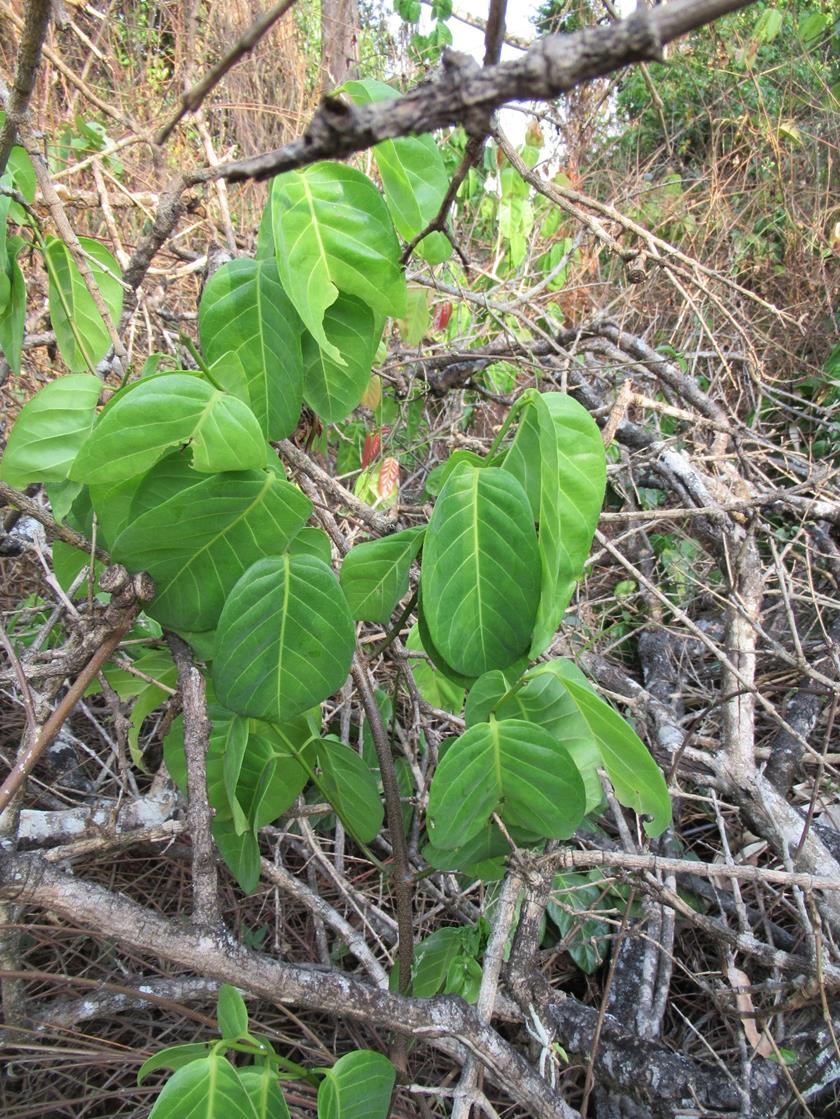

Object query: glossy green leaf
[315,737,383,844]
[302,294,381,423]
[217,984,249,1039]
[147,1054,258,1119]
[405,624,464,714]
[421,464,540,676]
[316,1050,395,1119]
[72,373,267,485]
[288,526,332,565]
[45,236,123,373]
[537,660,671,835]
[0,237,25,374]
[503,392,605,657]
[137,1043,210,1085]
[427,718,586,850]
[214,555,355,722]
[111,460,311,631]
[340,526,424,623]
[270,162,405,364]
[342,79,452,265]
[496,669,601,813]
[199,258,304,440]
[463,670,514,727]
[0,374,101,487]
[238,1067,291,1119]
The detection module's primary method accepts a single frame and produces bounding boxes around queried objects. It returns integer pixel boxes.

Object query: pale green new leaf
[342,79,452,265]
[302,294,380,422]
[503,392,605,657]
[111,461,311,631]
[72,373,267,485]
[427,718,586,850]
[270,163,405,363]
[147,1054,258,1119]
[45,236,123,373]
[199,258,304,439]
[214,555,355,722]
[238,1068,291,1119]
[421,464,540,677]
[316,1050,395,1119]
[340,525,424,623]
[0,374,100,487]
[538,660,671,835]
[217,984,249,1040]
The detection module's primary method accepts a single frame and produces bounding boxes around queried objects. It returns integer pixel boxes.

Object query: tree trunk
[321,0,359,92]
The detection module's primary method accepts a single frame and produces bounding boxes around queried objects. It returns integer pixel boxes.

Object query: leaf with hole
[427,718,586,850]
[214,555,355,722]
[316,1050,395,1119]
[72,373,267,485]
[270,163,405,364]
[420,463,540,677]
[1,374,101,487]
[45,236,123,373]
[340,526,424,624]
[111,460,311,631]
[199,258,304,440]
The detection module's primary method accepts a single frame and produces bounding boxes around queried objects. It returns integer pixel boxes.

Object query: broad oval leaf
[111,460,312,631]
[71,373,266,485]
[0,374,101,487]
[45,236,123,373]
[405,624,465,714]
[342,79,452,265]
[217,984,249,1040]
[420,464,540,677]
[537,659,671,835]
[340,525,424,624]
[137,1043,210,1085]
[315,737,384,844]
[214,555,355,722]
[427,718,586,850]
[199,258,304,440]
[302,294,381,423]
[503,392,606,657]
[270,162,406,364]
[463,670,514,727]
[316,1050,395,1119]
[238,1067,291,1119]
[147,1054,258,1119]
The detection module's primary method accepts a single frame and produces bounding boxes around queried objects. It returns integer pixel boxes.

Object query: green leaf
[147,1054,258,1119]
[424,449,486,498]
[270,163,406,364]
[0,238,25,374]
[503,392,605,657]
[546,872,612,973]
[199,258,304,440]
[4,136,36,223]
[213,817,262,894]
[45,236,123,373]
[0,374,101,487]
[217,984,249,1040]
[411,926,465,997]
[71,373,267,485]
[137,1043,210,1085]
[238,1068,291,1119]
[111,460,311,631]
[537,660,671,835]
[397,286,430,346]
[302,294,381,423]
[427,718,586,850]
[341,80,452,265]
[420,464,540,676]
[315,737,383,844]
[316,1050,395,1119]
[214,555,355,722]
[288,526,332,565]
[463,670,514,727]
[221,715,252,834]
[340,526,424,623]
[405,624,464,714]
